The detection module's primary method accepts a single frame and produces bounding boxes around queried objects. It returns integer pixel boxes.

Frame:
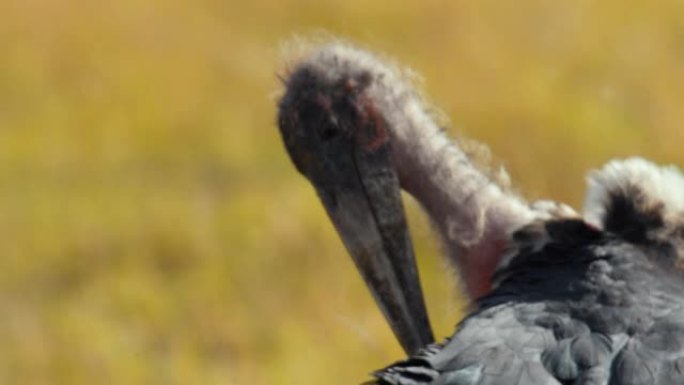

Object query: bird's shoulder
[375,219,684,385]
[377,296,684,385]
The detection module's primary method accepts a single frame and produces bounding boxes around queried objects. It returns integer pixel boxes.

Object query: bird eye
[296,97,343,142]
[318,118,341,141]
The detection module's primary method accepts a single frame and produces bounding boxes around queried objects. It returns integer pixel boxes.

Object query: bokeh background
[3,0,684,384]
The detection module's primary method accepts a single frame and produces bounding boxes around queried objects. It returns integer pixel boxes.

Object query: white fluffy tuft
[583,157,684,228]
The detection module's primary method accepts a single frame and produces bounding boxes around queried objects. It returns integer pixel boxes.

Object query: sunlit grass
[1,0,684,384]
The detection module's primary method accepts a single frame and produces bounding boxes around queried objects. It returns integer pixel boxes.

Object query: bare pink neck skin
[365,75,534,299]
[392,130,532,299]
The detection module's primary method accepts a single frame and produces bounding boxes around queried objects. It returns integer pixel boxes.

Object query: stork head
[277,44,434,354]
[584,157,684,265]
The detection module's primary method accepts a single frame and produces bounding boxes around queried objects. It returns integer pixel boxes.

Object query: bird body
[277,40,684,385]
[377,158,684,384]
[378,218,684,384]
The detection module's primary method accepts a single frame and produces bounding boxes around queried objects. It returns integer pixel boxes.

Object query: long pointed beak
[278,69,434,355]
[317,136,435,355]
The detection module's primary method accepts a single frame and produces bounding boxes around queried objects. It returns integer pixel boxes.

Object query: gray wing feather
[375,220,684,385]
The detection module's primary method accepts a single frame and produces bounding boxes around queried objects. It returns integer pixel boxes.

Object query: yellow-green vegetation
[2,0,684,384]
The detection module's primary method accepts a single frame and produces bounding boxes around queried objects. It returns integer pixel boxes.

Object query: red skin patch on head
[358,94,389,151]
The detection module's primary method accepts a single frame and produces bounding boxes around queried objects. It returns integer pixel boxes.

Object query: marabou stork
[277,42,684,385]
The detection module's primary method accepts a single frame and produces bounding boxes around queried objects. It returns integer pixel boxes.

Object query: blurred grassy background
[2,0,684,384]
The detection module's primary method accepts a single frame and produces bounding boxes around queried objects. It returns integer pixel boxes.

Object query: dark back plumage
[377,218,684,385]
